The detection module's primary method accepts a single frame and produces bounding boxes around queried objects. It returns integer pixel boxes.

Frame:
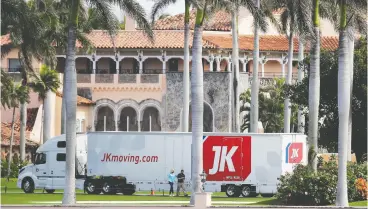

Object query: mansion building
[1,8,339,146]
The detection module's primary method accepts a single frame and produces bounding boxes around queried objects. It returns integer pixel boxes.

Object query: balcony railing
[60,73,163,85]
[142,69,163,74]
[249,72,298,79]
[120,69,139,74]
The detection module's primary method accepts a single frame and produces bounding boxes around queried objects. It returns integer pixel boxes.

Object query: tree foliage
[241,78,298,133]
[285,37,367,161]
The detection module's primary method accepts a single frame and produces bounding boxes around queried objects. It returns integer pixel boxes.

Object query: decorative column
[115,118,118,131]
[92,53,96,74]
[161,50,167,73]
[209,54,214,72]
[281,53,288,78]
[227,57,232,72]
[115,52,120,74]
[259,54,268,77]
[138,50,143,74]
[241,55,249,72]
[215,55,221,72]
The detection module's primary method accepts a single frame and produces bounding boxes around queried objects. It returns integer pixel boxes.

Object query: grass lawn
[349,200,368,207]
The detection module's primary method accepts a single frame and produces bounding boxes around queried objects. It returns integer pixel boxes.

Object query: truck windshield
[34,153,46,165]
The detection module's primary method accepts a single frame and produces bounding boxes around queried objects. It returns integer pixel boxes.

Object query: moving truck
[17,132,307,197]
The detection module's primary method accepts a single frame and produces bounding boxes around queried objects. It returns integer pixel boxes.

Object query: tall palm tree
[29,65,61,144]
[308,0,321,171]
[250,0,260,133]
[320,0,366,161]
[335,0,366,206]
[297,38,305,133]
[336,1,349,206]
[151,0,191,133]
[269,0,312,133]
[1,70,30,183]
[61,0,152,205]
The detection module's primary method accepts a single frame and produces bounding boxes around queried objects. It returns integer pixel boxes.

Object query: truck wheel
[102,182,114,195]
[225,185,240,197]
[241,185,251,197]
[122,191,134,195]
[86,181,100,194]
[22,178,35,193]
[261,193,274,198]
[46,189,55,194]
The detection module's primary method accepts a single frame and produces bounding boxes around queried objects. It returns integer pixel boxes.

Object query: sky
[112,0,185,21]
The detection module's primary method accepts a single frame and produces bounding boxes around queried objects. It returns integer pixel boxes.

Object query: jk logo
[209,146,238,175]
[291,148,299,159]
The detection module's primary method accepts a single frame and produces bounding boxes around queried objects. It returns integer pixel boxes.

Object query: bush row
[276,155,367,205]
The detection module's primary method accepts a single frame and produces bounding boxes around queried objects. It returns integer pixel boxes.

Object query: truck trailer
[17,132,307,197]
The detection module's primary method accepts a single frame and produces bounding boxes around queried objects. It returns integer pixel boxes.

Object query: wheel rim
[242,186,250,196]
[102,184,110,193]
[227,186,235,196]
[87,183,95,192]
[24,180,30,191]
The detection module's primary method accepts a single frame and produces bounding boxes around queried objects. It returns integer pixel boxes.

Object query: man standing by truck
[176,169,188,196]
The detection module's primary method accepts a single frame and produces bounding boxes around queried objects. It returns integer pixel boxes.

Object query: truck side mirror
[31,154,35,164]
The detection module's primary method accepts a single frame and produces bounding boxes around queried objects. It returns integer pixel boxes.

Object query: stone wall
[165,72,249,132]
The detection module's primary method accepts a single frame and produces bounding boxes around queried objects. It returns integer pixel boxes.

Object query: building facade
[1,8,339,144]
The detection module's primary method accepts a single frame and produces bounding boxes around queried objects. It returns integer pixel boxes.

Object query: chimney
[124,14,136,31]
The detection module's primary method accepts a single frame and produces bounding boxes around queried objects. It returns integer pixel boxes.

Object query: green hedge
[1,156,28,178]
[276,155,367,205]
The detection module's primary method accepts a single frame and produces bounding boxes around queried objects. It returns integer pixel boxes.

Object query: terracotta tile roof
[1,32,339,52]
[203,34,339,52]
[56,91,95,105]
[80,30,217,49]
[153,10,231,31]
[1,121,38,146]
[1,34,11,45]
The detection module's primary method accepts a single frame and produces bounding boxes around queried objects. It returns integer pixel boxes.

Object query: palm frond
[106,0,153,41]
[151,0,177,23]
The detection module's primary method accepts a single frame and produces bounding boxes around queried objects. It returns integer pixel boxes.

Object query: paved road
[3,206,367,209]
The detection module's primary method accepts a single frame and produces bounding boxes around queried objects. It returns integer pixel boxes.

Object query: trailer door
[203,136,251,182]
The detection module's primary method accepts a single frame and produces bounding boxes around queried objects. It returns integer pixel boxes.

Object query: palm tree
[307,0,321,171]
[151,0,191,133]
[268,0,312,133]
[61,0,152,205]
[2,0,64,161]
[1,70,30,184]
[297,38,305,133]
[335,0,366,206]
[29,65,61,144]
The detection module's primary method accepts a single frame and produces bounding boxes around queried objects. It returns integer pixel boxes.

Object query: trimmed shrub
[276,155,367,205]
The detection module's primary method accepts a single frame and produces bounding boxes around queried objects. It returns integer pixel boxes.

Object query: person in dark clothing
[176,169,187,196]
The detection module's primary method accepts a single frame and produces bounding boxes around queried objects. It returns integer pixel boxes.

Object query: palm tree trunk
[297,39,305,133]
[62,0,79,205]
[7,107,16,180]
[232,10,240,133]
[20,102,27,161]
[308,0,320,171]
[347,36,354,161]
[284,32,294,133]
[61,74,66,134]
[336,2,349,206]
[191,8,204,196]
[250,0,260,133]
[182,0,190,133]
[39,102,44,144]
[43,90,52,143]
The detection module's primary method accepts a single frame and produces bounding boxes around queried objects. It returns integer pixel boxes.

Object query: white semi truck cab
[17,132,307,197]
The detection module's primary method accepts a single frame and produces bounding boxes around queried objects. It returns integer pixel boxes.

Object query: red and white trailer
[85,132,307,197]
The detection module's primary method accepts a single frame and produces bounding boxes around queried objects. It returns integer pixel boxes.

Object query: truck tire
[225,185,240,197]
[122,191,134,195]
[261,193,274,198]
[22,177,35,193]
[45,189,55,194]
[241,185,251,197]
[102,182,114,195]
[85,181,101,194]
